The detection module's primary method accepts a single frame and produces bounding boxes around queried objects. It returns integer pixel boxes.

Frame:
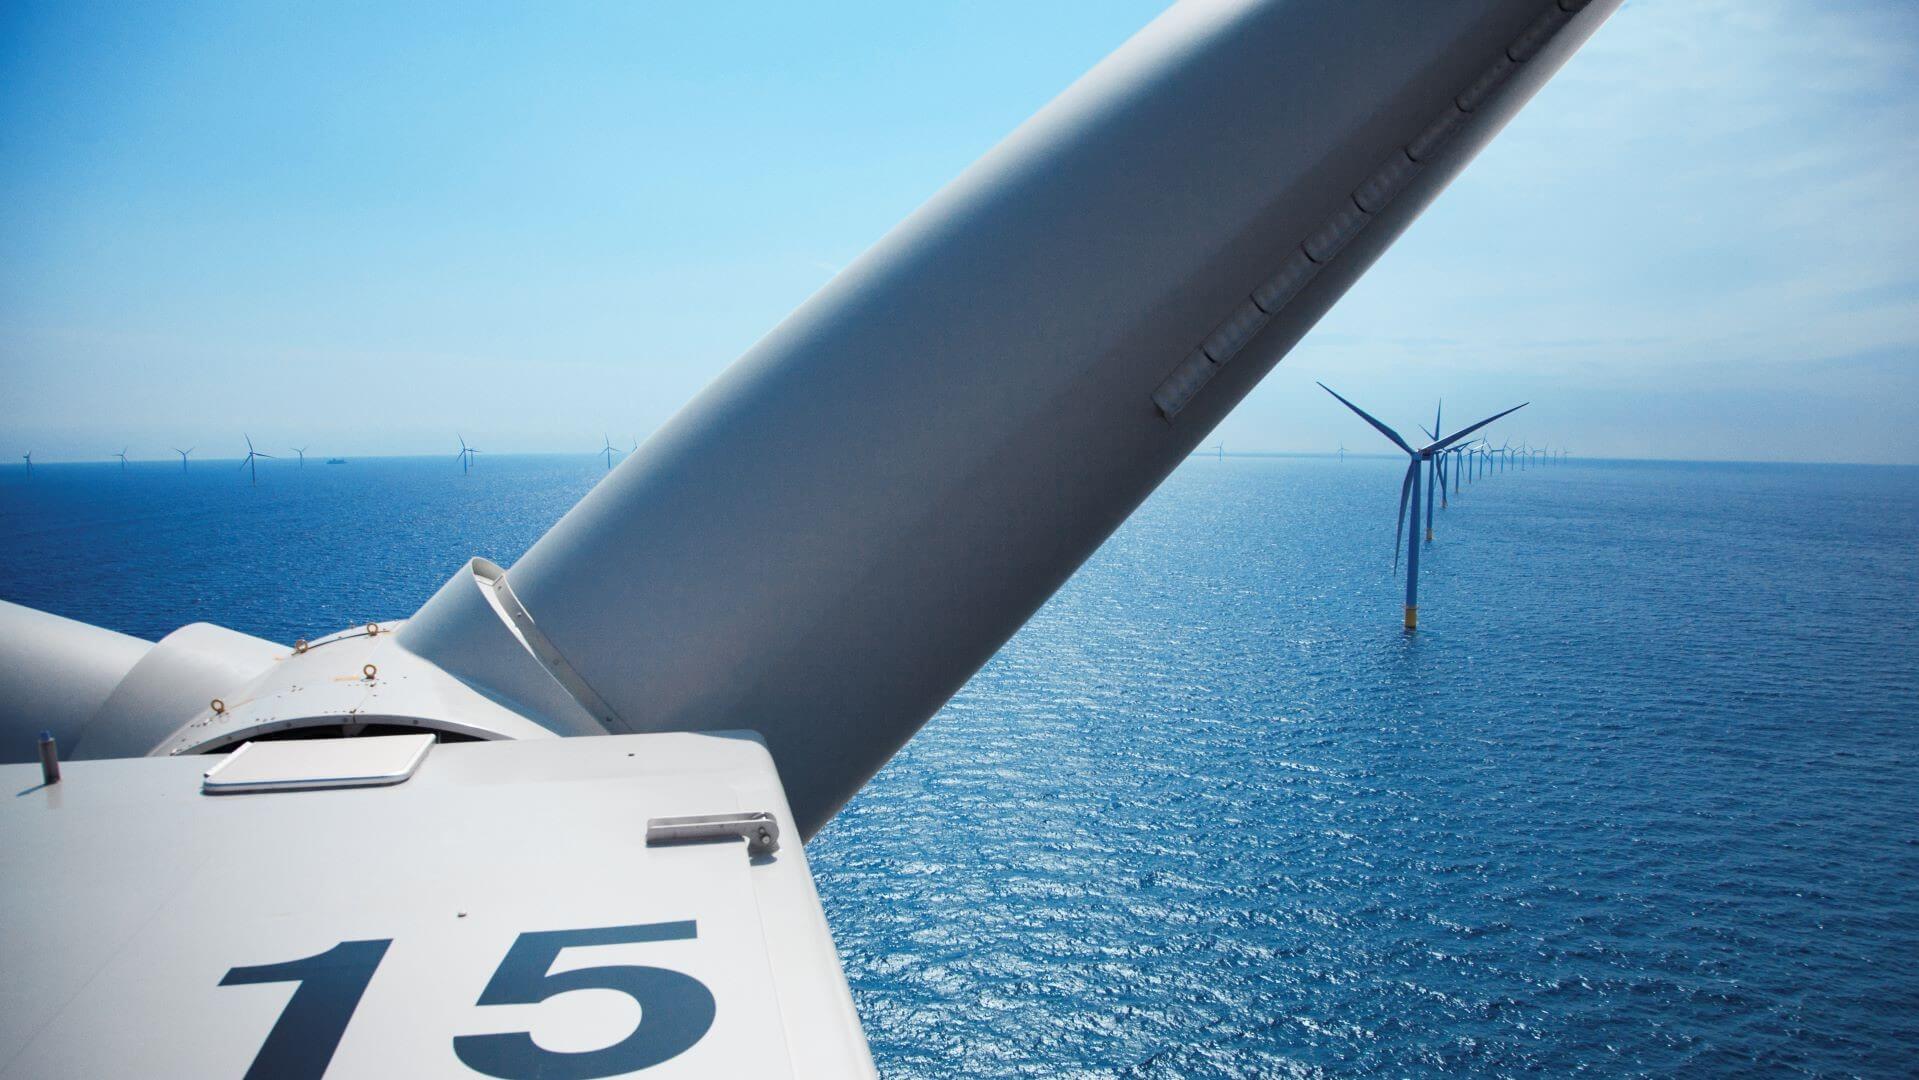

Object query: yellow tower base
[1404,605,1418,630]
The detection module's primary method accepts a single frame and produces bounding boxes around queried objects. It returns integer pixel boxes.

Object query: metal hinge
[646,811,781,857]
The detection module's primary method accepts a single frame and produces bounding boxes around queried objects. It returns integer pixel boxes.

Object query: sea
[3,454,1915,1077]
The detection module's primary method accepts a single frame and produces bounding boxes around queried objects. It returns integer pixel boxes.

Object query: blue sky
[2,1,1915,464]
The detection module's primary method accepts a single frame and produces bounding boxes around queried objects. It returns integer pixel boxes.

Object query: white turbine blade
[1428,402,1528,452]
[1318,382,1414,455]
[0,599,153,760]
[406,0,1623,839]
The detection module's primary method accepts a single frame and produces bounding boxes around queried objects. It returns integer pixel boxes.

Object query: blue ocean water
[3,454,1916,1076]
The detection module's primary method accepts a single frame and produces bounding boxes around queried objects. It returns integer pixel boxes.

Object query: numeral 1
[220,938,392,1080]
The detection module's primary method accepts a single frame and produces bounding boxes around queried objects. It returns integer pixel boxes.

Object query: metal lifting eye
[365,623,380,636]
[293,638,309,654]
[210,698,226,715]
[362,664,378,681]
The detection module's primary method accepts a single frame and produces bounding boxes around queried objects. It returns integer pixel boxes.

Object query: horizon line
[5,450,1915,470]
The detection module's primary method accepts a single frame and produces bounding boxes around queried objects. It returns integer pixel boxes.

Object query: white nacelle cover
[0,732,874,1078]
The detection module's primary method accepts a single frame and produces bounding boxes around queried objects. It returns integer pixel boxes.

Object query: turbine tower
[600,435,618,471]
[1320,383,1524,630]
[291,446,307,467]
[20,451,29,475]
[174,447,193,474]
[239,435,273,486]
[457,435,481,474]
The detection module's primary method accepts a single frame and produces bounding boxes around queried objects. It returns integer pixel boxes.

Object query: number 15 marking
[221,921,716,1079]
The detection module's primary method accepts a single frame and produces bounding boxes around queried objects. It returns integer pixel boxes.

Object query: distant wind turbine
[457,435,481,474]
[20,451,30,475]
[291,446,308,467]
[239,434,274,486]
[601,435,619,471]
[1337,441,1346,463]
[1320,383,1525,630]
[175,447,194,474]
[115,448,129,472]
[1418,401,1446,524]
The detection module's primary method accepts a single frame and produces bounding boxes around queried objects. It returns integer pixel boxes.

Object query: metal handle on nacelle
[645,811,780,858]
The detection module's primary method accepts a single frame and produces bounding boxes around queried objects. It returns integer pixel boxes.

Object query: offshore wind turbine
[291,446,308,467]
[457,435,481,474]
[114,448,129,472]
[20,452,29,476]
[1337,441,1347,463]
[239,435,273,486]
[1418,400,1448,524]
[600,435,619,471]
[174,447,193,474]
[1320,383,1525,630]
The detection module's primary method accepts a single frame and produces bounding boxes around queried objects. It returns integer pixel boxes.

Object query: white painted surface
[201,732,435,793]
[0,598,150,760]
[0,732,874,1078]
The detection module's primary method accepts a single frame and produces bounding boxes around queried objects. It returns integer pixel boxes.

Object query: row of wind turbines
[16,435,642,484]
[1318,383,1567,631]
[18,438,295,484]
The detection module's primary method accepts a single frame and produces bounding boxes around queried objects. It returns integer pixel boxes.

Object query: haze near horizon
[2,1,1914,465]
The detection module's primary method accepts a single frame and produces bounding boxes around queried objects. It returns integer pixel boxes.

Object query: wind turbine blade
[257,453,275,459]
[1429,402,1528,452]
[1394,460,1414,571]
[1316,383,1413,455]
